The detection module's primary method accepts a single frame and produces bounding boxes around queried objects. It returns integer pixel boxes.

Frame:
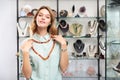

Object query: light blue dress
[19,33,62,80]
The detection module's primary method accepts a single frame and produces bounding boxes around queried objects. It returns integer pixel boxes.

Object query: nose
[41,15,45,20]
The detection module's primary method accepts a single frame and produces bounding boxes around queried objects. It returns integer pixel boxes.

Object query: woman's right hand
[20,38,33,53]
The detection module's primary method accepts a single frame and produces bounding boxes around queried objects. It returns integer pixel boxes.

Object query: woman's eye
[39,14,42,16]
[46,16,50,19]
[46,15,50,19]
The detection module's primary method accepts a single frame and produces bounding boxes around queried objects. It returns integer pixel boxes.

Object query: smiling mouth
[40,21,45,24]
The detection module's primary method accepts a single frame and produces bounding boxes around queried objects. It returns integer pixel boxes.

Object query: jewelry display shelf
[58,0,106,80]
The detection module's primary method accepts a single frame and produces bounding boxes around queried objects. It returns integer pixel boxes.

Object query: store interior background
[0,0,111,80]
[0,0,105,80]
[0,0,17,80]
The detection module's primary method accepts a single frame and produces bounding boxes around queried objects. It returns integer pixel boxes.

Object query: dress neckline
[32,33,51,43]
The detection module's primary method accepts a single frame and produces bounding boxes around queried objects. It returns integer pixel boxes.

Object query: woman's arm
[60,43,69,73]
[22,51,32,79]
[20,39,33,79]
[52,35,69,72]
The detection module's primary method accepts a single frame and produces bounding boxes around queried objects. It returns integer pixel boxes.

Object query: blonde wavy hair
[30,6,58,36]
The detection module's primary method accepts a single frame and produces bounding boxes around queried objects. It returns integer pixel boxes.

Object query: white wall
[0,0,17,80]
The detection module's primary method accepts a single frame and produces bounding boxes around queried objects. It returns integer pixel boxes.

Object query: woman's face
[36,8,51,28]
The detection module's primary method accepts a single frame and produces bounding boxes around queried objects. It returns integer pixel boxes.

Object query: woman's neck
[36,27,48,36]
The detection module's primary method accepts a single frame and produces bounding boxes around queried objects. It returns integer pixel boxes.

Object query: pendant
[22,32,24,35]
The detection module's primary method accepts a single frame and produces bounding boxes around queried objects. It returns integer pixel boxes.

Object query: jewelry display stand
[17,19,29,37]
[88,20,98,37]
[87,45,97,58]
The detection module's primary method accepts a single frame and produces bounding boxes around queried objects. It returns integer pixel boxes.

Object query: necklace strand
[59,23,68,28]
[89,45,96,52]
[31,41,55,60]
[32,34,52,44]
[99,41,105,50]
[32,38,51,44]
[88,45,96,57]
[88,20,97,35]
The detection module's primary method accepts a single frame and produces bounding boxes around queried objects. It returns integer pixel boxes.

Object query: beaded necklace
[88,45,96,58]
[59,23,68,28]
[88,20,98,35]
[31,37,51,44]
[31,37,55,60]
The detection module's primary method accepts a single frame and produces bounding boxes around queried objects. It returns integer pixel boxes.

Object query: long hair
[30,6,58,36]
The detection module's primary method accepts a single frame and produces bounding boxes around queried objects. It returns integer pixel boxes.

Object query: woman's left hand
[51,35,66,45]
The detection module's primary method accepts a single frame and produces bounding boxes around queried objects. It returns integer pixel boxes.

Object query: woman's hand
[51,35,66,45]
[52,35,69,72]
[20,38,33,53]
[21,38,33,79]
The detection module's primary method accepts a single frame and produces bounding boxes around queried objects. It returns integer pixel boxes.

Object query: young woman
[20,6,69,80]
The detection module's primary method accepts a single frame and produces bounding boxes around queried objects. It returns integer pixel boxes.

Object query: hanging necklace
[17,20,28,35]
[88,45,96,58]
[59,22,69,34]
[31,39,55,60]
[88,20,98,35]
[99,41,105,50]
[59,23,68,28]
